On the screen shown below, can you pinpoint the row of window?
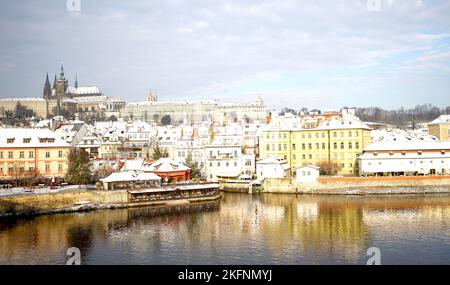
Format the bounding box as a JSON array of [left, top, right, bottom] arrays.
[[265, 130, 361, 140], [0, 163, 64, 174], [266, 142, 360, 151], [0, 150, 64, 159], [372, 151, 446, 156], [209, 161, 238, 167], [366, 160, 447, 165]]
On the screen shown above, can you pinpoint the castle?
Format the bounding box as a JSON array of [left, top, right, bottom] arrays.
[[43, 64, 102, 117]]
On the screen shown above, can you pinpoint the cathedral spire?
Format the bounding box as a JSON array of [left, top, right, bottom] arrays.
[[43, 72, 51, 100], [59, 62, 65, 80], [75, 72, 78, 89], [53, 74, 57, 89]]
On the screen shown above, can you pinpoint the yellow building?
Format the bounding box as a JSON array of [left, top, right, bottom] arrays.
[[0, 128, 71, 180], [428, 115, 450, 141], [260, 110, 372, 176]]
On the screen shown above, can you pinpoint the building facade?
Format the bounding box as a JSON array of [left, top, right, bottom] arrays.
[[428, 115, 450, 141], [259, 109, 372, 176], [0, 128, 71, 180], [359, 141, 450, 176]]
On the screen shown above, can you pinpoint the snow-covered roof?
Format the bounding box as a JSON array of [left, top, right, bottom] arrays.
[[100, 171, 161, 183], [0, 97, 45, 102], [0, 128, 71, 148], [371, 128, 438, 143], [73, 86, 101, 95], [121, 157, 145, 172], [297, 165, 320, 170], [257, 156, 289, 165], [144, 158, 190, 172], [364, 141, 450, 151], [429, 115, 450, 124]]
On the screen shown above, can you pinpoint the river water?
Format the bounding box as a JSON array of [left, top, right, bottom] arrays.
[[1, 192, 450, 265]]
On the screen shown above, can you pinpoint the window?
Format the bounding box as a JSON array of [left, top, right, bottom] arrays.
[[302, 154, 306, 159], [333, 142, 337, 149], [302, 143, 305, 150], [322, 133, 326, 138], [315, 133, 319, 138], [293, 154, 296, 160], [316, 143, 320, 149], [309, 154, 312, 159], [234, 162, 238, 167], [8, 152, 13, 159], [19, 151, 24, 158], [45, 164, 50, 171], [46, 151, 51, 158], [58, 150, 63, 158], [7, 138, 14, 143], [0, 152, 2, 159], [217, 162, 221, 167], [340, 142, 345, 149], [355, 142, 360, 149], [348, 131, 352, 137], [333, 132, 337, 138], [348, 142, 352, 149], [226, 162, 229, 167], [284, 144, 287, 151], [292, 144, 296, 150], [29, 151, 34, 158], [283, 133, 287, 139], [266, 144, 270, 151], [322, 143, 326, 149], [278, 144, 281, 151]]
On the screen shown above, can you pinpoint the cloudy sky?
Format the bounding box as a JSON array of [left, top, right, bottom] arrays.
[[0, 0, 449, 110]]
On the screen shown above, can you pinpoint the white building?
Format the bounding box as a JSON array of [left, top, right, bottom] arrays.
[[359, 141, 450, 176], [256, 156, 291, 179], [296, 165, 320, 182], [205, 142, 255, 181]]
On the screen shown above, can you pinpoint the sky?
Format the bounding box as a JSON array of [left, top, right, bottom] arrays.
[[0, 0, 449, 111]]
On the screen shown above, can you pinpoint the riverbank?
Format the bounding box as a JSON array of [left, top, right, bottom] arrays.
[[263, 175, 450, 194], [0, 187, 221, 218]]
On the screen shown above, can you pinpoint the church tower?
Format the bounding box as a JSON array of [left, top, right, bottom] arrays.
[[43, 73, 51, 99], [43, 73, 51, 119], [55, 63, 68, 116]]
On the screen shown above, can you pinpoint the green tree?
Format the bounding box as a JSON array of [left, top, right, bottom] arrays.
[[151, 143, 168, 160], [65, 149, 92, 187], [185, 151, 201, 180], [161, 115, 171, 126]]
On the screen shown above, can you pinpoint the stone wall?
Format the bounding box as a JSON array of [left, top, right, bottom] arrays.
[[0, 189, 128, 215], [264, 176, 450, 195]]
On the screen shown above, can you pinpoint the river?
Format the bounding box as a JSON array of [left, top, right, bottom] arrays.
[[1, 192, 450, 264]]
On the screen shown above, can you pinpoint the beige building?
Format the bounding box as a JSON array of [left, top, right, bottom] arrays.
[[119, 91, 268, 125], [259, 109, 372, 176], [428, 115, 450, 141], [0, 128, 71, 180]]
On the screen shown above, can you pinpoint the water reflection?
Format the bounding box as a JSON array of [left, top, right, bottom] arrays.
[[1, 193, 450, 264]]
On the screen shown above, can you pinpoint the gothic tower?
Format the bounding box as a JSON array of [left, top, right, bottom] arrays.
[[43, 73, 51, 99], [55, 63, 68, 116], [43, 73, 51, 118]]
